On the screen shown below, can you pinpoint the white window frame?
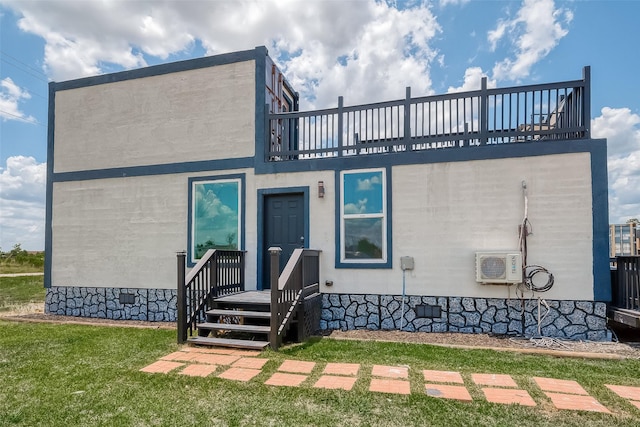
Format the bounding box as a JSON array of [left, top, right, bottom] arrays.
[[339, 168, 387, 264]]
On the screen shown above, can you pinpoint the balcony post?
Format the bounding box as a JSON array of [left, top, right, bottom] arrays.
[[265, 103, 272, 161], [404, 87, 411, 151], [176, 251, 187, 344], [480, 76, 488, 145], [337, 96, 344, 157], [583, 66, 591, 138], [269, 247, 282, 350]]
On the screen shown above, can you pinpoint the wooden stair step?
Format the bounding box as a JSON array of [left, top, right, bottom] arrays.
[[206, 309, 271, 319], [187, 336, 269, 350], [197, 322, 270, 333]]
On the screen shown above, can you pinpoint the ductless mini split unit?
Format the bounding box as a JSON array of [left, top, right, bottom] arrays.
[[475, 252, 523, 284]]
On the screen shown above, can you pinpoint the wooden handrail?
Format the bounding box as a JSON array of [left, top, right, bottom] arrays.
[[269, 248, 321, 350], [177, 249, 245, 343]]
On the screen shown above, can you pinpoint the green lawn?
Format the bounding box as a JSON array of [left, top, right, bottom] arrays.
[[1, 320, 639, 426], [0, 276, 46, 312]]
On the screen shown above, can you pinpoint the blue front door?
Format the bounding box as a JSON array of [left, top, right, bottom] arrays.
[[263, 194, 305, 289]]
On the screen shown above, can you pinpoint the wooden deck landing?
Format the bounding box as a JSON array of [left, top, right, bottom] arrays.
[[214, 290, 271, 305]]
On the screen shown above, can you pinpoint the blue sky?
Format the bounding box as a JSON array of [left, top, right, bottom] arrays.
[[1, 0, 639, 250]]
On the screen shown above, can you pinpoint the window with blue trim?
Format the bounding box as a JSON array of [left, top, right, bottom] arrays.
[[190, 178, 241, 264], [340, 169, 387, 264]]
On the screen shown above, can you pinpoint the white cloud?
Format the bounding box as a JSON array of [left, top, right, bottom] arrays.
[[439, 0, 470, 6], [592, 107, 640, 223], [0, 156, 46, 250], [5, 0, 440, 108], [0, 77, 36, 123], [489, 0, 572, 81], [447, 67, 496, 93], [344, 199, 368, 215]]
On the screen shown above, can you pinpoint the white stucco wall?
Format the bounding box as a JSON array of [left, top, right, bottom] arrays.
[[53, 60, 256, 173], [320, 152, 594, 300], [52, 152, 594, 301]]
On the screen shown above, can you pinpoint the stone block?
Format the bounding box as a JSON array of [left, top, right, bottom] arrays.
[[449, 313, 465, 327], [564, 324, 588, 338], [449, 297, 462, 313], [481, 306, 496, 323], [365, 295, 379, 304], [487, 298, 507, 310], [508, 319, 523, 334], [495, 308, 508, 323], [594, 302, 606, 317], [330, 306, 345, 320], [576, 301, 594, 314], [553, 316, 570, 330], [346, 302, 357, 317], [351, 294, 365, 304], [432, 322, 448, 332], [559, 301, 575, 314], [340, 294, 350, 308], [329, 294, 340, 307], [462, 311, 480, 326], [586, 315, 605, 330], [475, 298, 487, 313], [567, 310, 587, 325], [462, 297, 475, 312], [491, 322, 508, 335], [381, 317, 395, 330]]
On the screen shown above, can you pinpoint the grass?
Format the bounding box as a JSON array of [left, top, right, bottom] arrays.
[[0, 276, 46, 312], [0, 263, 44, 274], [1, 320, 639, 427]]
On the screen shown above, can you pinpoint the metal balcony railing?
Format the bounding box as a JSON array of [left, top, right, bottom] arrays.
[[266, 67, 591, 161]]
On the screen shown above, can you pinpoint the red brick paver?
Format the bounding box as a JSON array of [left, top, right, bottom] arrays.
[[423, 370, 464, 384], [314, 375, 358, 391], [265, 372, 307, 387], [605, 384, 640, 401], [372, 365, 409, 379], [323, 363, 360, 376], [630, 401, 640, 410], [425, 384, 473, 401], [183, 347, 236, 355], [232, 357, 269, 369], [230, 350, 262, 357], [482, 388, 536, 406], [190, 353, 240, 365], [218, 367, 262, 382], [140, 360, 184, 374], [533, 377, 588, 395], [544, 392, 610, 413], [180, 364, 218, 377], [370, 378, 411, 395], [160, 351, 199, 362], [472, 373, 518, 388], [278, 360, 316, 374]]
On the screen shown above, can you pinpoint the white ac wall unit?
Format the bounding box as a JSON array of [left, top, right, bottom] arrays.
[[475, 252, 522, 284]]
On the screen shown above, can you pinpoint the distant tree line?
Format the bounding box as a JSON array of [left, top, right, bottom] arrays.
[[0, 244, 44, 269]]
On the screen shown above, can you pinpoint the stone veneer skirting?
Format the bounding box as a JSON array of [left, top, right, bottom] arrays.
[[44, 288, 609, 341], [45, 286, 177, 321], [320, 294, 610, 341]]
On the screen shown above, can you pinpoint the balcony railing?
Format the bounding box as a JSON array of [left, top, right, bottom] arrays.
[[266, 67, 590, 161]]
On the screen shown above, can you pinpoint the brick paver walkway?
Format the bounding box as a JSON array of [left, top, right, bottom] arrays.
[[139, 346, 640, 415]]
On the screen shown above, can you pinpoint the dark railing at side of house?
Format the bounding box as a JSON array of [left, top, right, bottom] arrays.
[[269, 247, 321, 350], [611, 256, 640, 312], [267, 67, 591, 161], [177, 249, 245, 344]]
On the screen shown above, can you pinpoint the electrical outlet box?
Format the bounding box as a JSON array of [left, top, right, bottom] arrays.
[[400, 256, 414, 271]]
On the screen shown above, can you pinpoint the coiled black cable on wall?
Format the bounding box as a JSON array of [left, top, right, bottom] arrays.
[[518, 181, 554, 294]]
